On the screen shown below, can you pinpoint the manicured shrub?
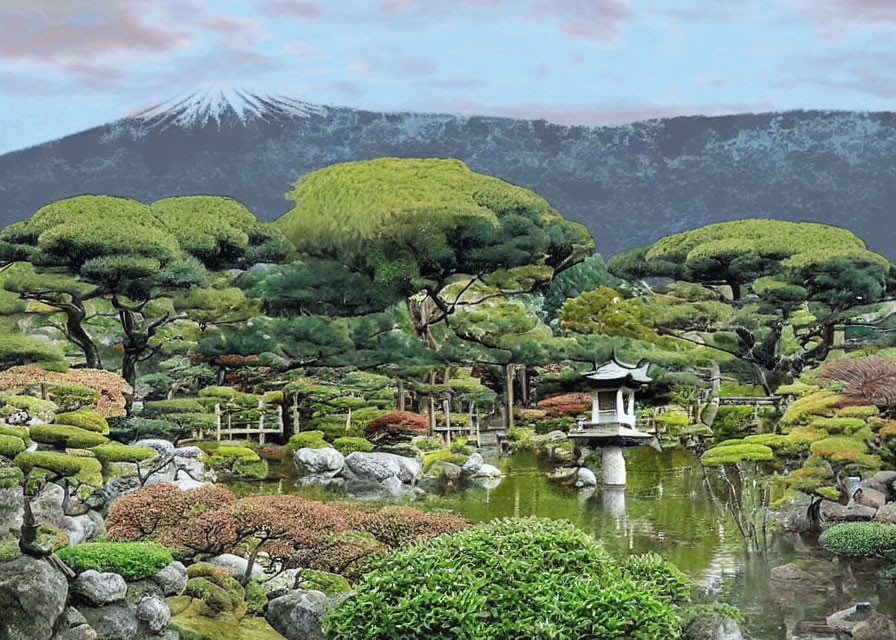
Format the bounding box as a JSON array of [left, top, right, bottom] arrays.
[[57, 541, 173, 580], [532, 416, 575, 435], [622, 552, 690, 602], [809, 417, 866, 435], [14, 451, 103, 486], [810, 436, 869, 463], [209, 446, 268, 480], [780, 391, 842, 427], [820, 356, 896, 406], [332, 436, 373, 455], [143, 398, 206, 416], [29, 424, 109, 449], [411, 437, 442, 451], [0, 365, 130, 416], [55, 409, 109, 434], [363, 411, 429, 440], [355, 506, 468, 550], [0, 393, 57, 417], [107, 416, 186, 443], [186, 562, 247, 618], [422, 450, 468, 472], [46, 383, 100, 410], [536, 393, 591, 417], [0, 434, 25, 458], [285, 430, 328, 456], [819, 522, 896, 559], [774, 382, 820, 397], [324, 518, 690, 639], [837, 405, 879, 418], [89, 442, 156, 463], [701, 443, 774, 466]]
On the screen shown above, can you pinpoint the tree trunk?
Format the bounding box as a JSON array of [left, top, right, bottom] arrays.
[[63, 306, 103, 369], [397, 380, 405, 411], [505, 364, 516, 430]]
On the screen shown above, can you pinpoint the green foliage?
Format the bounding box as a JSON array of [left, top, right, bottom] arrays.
[[837, 405, 879, 418], [107, 416, 185, 443], [55, 409, 109, 434], [0, 333, 67, 370], [324, 518, 688, 640], [411, 437, 443, 452], [701, 443, 774, 466], [209, 446, 268, 480], [449, 437, 472, 455], [780, 391, 841, 427], [89, 442, 156, 463], [423, 450, 468, 472], [332, 436, 373, 455], [711, 406, 756, 439], [819, 523, 896, 559], [559, 286, 655, 341], [543, 254, 620, 320], [144, 398, 207, 416], [285, 431, 328, 455], [57, 541, 173, 580], [809, 417, 866, 435], [0, 424, 30, 442], [14, 451, 103, 486], [0, 393, 57, 416], [29, 424, 109, 448], [810, 436, 878, 468], [275, 158, 594, 298], [0, 434, 25, 458], [719, 382, 765, 397], [298, 570, 351, 596]]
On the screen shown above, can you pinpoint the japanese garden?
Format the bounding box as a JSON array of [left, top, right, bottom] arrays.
[[2, 156, 896, 640]]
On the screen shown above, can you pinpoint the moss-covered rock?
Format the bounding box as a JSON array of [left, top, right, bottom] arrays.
[[208, 446, 268, 480], [89, 442, 156, 463], [29, 424, 109, 449], [14, 451, 103, 486], [332, 436, 373, 455], [0, 424, 30, 443], [701, 443, 774, 466], [55, 409, 109, 434], [0, 434, 25, 459]]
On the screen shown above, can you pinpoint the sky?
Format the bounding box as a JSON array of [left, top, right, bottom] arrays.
[[0, 0, 895, 153]]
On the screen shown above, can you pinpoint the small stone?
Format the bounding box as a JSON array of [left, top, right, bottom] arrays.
[[294, 447, 345, 477], [820, 500, 877, 522], [461, 452, 483, 474], [208, 553, 265, 580], [151, 561, 187, 596], [266, 589, 329, 640], [473, 464, 502, 478], [78, 604, 139, 640], [136, 595, 171, 633], [575, 467, 597, 487], [72, 570, 128, 606]]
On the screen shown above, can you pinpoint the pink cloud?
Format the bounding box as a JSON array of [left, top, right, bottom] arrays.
[[200, 15, 263, 35], [261, 1, 322, 21], [822, 0, 896, 21], [0, 1, 189, 63]]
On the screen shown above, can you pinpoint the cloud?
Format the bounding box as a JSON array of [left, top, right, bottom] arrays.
[[0, 0, 189, 64], [261, 1, 322, 21], [820, 0, 896, 22], [800, 51, 896, 98], [200, 15, 264, 36]]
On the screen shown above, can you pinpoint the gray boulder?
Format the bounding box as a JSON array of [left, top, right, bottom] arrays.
[[0, 555, 68, 640], [151, 561, 187, 596], [460, 452, 483, 475], [473, 464, 502, 478], [543, 430, 568, 442], [344, 451, 421, 484], [423, 461, 462, 484], [853, 614, 896, 640], [78, 604, 139, 640], [854, 487, 887, 509], [30, 483, 92, 545], [266, 589, 329, 640], [0, 483, 23, 541], [875, 502, 896, 524], [208, 553, 265, 580], [827, 602, 878, 634], [172, 445, 205, 459], [54, 607, 98, 640], [381, 476, 405, 497], [258, 569, 303, 599], [864, 471, 896, 497], [135, 595, 171, 633], [820, 500, 877, 522], [132, 439, 174, 457], [294, 447, 345, 477], [72, 570, 128, 606], [575, 467, 597, 488]]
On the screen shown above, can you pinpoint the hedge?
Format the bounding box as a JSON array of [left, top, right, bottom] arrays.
[[332, 436, 373, 455], [14, 451, 103, 486], [57, 542, 173, 580], [819, 523, 896, 559], [285, 431, 328, 456], [89, 442, 156, 463], [143, 399, 206, 416]]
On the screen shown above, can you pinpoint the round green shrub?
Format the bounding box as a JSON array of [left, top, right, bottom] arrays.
[[298, 570, 351, 596], [29, 424, 109, 449], [711, 407, 757, 440], [819, 522, 896, 559], [57, 542, 173, 580], [0, 434, 25, 458], [701, 443, 774, 466], [332, 436, 373, 455], [0, 424, 30, 442], [55, 409, 109, 434], [210, 446, 268, 479], [143, 398, 206, 416], [324, 518, 690, 639], [809, 417, 866, 435]]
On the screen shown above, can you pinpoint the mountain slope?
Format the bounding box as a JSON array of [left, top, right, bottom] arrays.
[[1, 90, 895, 257]]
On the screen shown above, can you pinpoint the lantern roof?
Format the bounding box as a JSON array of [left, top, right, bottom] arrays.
[[582, 353, 652, 386]]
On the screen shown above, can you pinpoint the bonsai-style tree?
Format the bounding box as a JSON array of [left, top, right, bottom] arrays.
[[0, 195, 290, 394]]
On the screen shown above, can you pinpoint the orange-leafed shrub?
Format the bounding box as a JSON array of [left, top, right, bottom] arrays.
[[821, 356, 896, 407], [363, 411, 429, 438], [536, 393, 591, 417], [0, 365, 132, 416], [355, 506, 468, 550]]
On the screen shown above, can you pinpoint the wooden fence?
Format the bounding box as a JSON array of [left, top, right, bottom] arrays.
[[193, 401, 285, 445]]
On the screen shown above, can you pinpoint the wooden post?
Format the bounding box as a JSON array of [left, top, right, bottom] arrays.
[[39, 383, 48, 401], [506, 363, 516, 431], [277, 404, 284, 435], [444, 399, 452, 445], [293, 396, 300, 433], [397, 380, 405, 411], [428, 397, 435, 436], [519, 366, 528, 406], [215, 403, 222, 442], [473, 402, 481, 448], [258, 400, 266, 445], [346, 407, 352, 434]]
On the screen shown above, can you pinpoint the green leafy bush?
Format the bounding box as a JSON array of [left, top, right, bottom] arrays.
[[89, 442, 156, 463], [701, 443, 774, 466], [0, 393, 57, 417], [107, 416, 185, 443], [298, 570, 351, 596], [411, 437, 443, 452], [14, 451, 103, 486], [55, 409, 109, 434], [0, 434, 25, 458], [819, 523, 896, 559], [449, 436, 472, 455], [57, 542, 173, 580], [324, 518, 689, 640], [711, 406, 756, 440], [285, 430, 328, 455], [837, 405, 879, 418], [46, 384, 99, 410], [809, 417, 866, 435], [209, 446, 268, 480], [332, 436, 373, 455]]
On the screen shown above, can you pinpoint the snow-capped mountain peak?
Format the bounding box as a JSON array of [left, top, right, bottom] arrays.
[[134, 85, 329, 129]]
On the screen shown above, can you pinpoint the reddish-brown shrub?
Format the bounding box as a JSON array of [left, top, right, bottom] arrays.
[[536, 393, 591, 417], [821, 356, 896, 407], [363, 410, 429, 438], [356, 506, 468, 549]]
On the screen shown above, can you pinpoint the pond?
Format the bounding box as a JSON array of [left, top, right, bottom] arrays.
[[230, 448, 896, 639]]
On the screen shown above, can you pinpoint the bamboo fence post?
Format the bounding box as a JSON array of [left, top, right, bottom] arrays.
[[258, 400, 266, 445], [214, 403, 221, 442]]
